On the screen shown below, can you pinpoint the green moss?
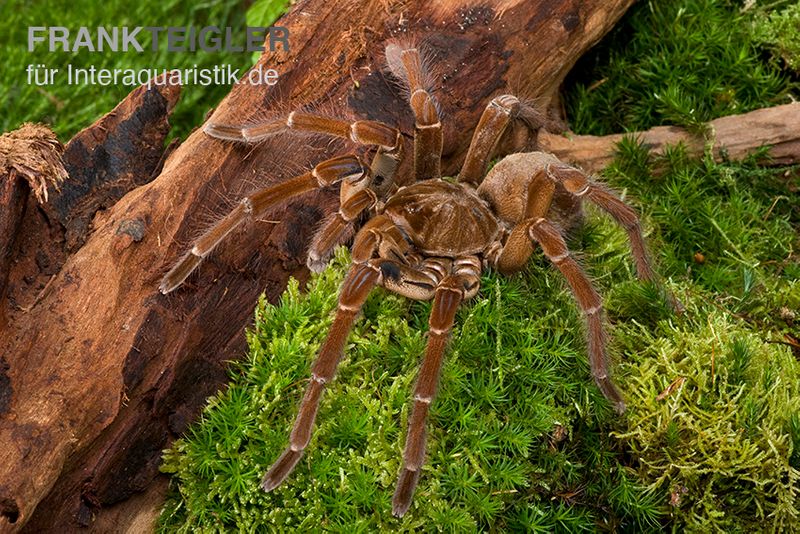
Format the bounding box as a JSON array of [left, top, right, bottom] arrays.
[[158, 141, 800, 530], [159, 168, 799, 529], [564, 0, 798, 135], [752, 2, 800, 72], [157, 137, 800, 530], [160, 248, 663, 532], [613, 300, 800, 531]]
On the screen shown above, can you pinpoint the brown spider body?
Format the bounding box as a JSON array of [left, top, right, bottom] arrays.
[[160, 41, 679, 517], [383, 179, 500, 257]]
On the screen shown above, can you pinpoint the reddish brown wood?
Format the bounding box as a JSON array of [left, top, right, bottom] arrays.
[[0, 1, 637, 531], [0, 124, 68, 330]]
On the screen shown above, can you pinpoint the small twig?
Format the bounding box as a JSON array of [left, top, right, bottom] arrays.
[[656, 376, 686, 401], [762, 195, 788, 222]]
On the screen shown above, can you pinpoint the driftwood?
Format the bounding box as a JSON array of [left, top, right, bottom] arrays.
[[540, 103, 800, 173], [4, 0, 795, 531]]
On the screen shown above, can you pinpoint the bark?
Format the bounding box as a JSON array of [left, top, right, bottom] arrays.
[[539, 102, 800, 173], [0, 124, 67, 330], [1, 0, 642, 531]]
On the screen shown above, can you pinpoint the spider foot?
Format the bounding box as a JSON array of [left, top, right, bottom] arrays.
[[261, 447, 304, 492], [306, 250, 329, 273], [391, 468, 421, 518], [594, 375, 627, 415]]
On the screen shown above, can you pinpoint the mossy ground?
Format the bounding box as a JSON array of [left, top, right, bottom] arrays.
[[156, 0, 800, 531]]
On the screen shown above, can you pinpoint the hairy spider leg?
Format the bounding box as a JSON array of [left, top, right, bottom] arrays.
[[392, 257, 481, 517], [205, 111, 402, 196], [205, 111, 401, 149], [206, 111, 404, 273], [261, 262, 380, 492], [307, 140, 407, 272], [458, 94, 548, 186], [494, 166, 557, 274], [459, 95, 519, 186], [385, 42, 442, 180], [159, 155, 368, 294], [547, 164, 683, 313], [306, 188, 378, 272], [351, 214, 410, 266], [205, 111, 402, 205], [527, 218, 626, 413]]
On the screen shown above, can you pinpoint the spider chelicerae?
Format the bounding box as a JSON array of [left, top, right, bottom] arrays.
[[160, 40, 678, 517]]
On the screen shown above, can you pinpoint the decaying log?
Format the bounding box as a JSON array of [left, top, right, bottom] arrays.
[[1, 0, 685, 530], [540, 102, 800, 173], [0, 77, 181, 532]]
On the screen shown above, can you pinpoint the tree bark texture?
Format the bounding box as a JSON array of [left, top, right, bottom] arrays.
[[2, 0, 679, 530]]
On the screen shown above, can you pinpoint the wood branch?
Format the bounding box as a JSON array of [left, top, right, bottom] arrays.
[[1, 1, 637, 531], [539, 102, 800, 173]]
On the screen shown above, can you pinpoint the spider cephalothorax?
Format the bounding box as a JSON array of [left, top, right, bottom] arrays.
[[160, 41, 677, 517]]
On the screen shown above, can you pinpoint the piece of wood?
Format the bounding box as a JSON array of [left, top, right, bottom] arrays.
[[1, 1, 637, 531], [0, 77, 181, 533], [539, 102, 800, 173], [0, 124, 68, 329]]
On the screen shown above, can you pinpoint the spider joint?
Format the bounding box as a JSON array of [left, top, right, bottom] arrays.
[[574, 184, 590, 197]]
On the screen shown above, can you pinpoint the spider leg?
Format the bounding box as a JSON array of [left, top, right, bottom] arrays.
[[205, 111, 401, 150], [261, 262, 380, 492], [159, 155, 367, 293], [547, 164, 683, 313], [459, 95, 520, 186], [527, 218, 626, 413], [494, 167, 557, 274], [393, 257, 481, 517], [207, 111, 403, 201], [307, 139, 405, 272], [206, 110, 406, 274], [208, 111, 403, 209], [351, 214, 410, 265], [306, 188, 377, 272], [458, 95, 548, 186], [385, 43, 442, 181]]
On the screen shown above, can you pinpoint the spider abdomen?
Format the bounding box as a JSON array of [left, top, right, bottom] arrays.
[[383, 179, 501, 257]]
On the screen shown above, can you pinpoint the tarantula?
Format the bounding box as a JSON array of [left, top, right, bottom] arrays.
[[160, 42, 675, 517]]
